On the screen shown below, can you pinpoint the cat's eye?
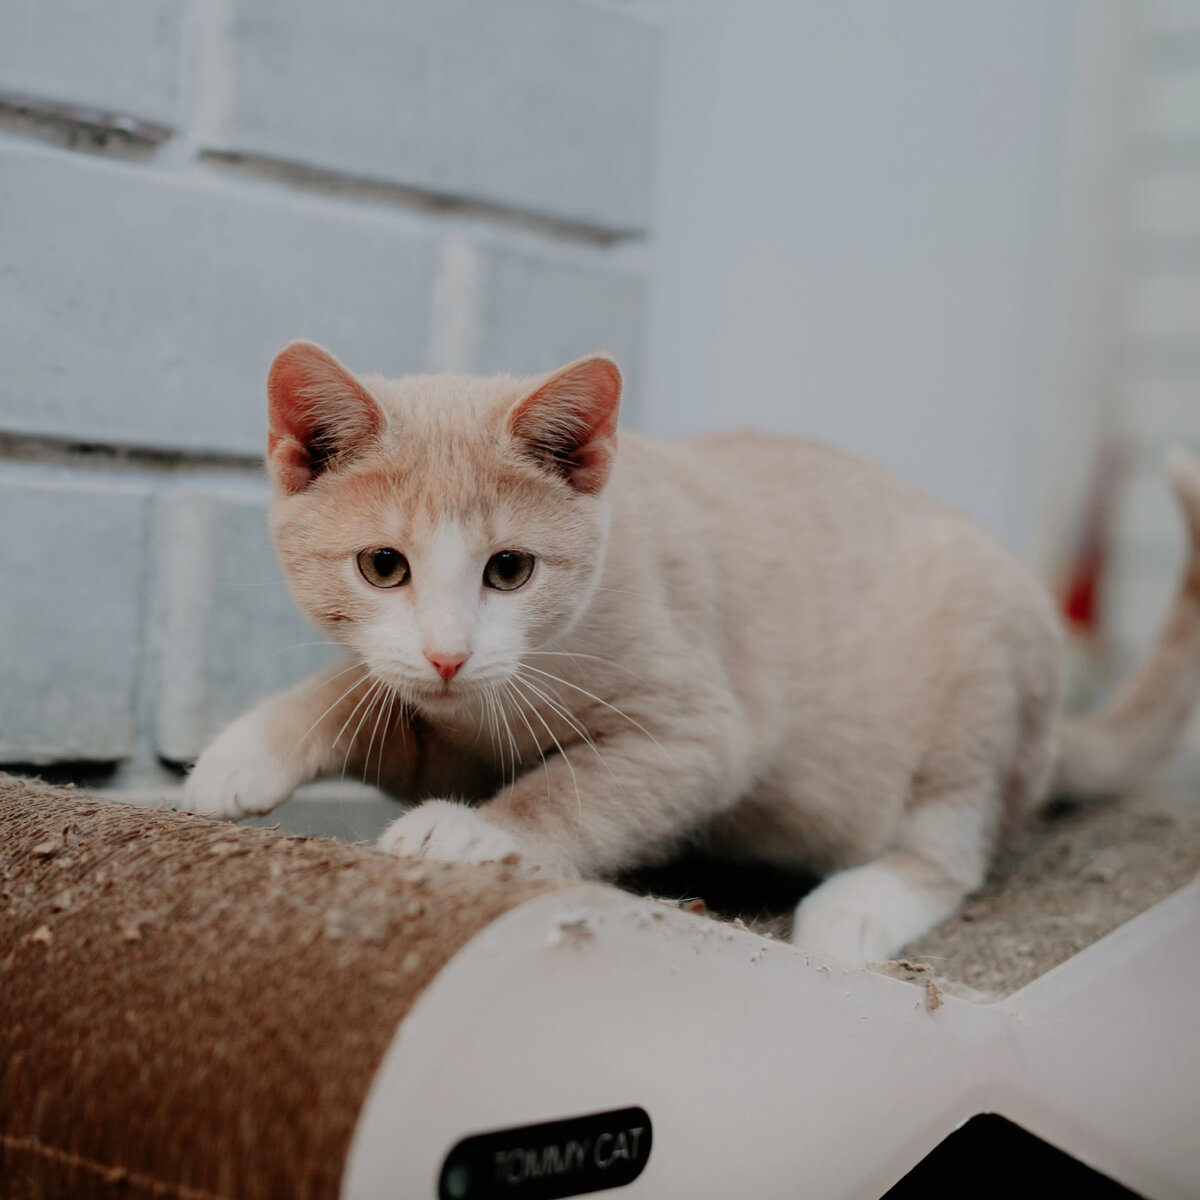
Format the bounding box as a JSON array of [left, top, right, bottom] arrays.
[[484, 550, 535, 591], [357, 547, 410, 588]]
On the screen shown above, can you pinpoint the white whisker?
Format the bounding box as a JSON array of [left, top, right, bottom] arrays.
[[519, 664, 673, 764], [331, 676, 381, 777], [397, 691, 413, 754], [471, 688, 489, 747], [342, 679, 386, 781], [363, 682, 394, 790], [499, 679, 551, 802], [512, 670, 628, 801], [506, 674, 581, 823], [296, 659, 369, 698], [592, 585, 654, 602], [493, 683, 522, 787], [483, 684, 502, 768], [327, 676, 379, 754], [290, 665, 370, 758], [484, 683, 504, 781], [524, 649, 650, 684], [374, 689, 395, 790]]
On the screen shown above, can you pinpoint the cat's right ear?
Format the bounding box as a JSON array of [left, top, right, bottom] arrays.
[[266, 341, 385, 494], [506, 355, 623, 494]]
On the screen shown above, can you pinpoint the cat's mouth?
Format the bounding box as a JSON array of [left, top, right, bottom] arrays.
[[372, 664, 477, 706], [413, 677, 473, 707]]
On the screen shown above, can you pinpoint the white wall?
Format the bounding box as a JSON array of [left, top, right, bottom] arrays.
[[644, 1, 1082, 560]]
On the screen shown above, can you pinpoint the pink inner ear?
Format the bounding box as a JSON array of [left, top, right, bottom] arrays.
[[266, 342, 384, 493], [267, 433, 316, 495], [508, 356, 623, 494]]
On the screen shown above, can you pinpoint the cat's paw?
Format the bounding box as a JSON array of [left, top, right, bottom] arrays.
[[181, 711, 297, 819], [791, 902, 896, 967], [378, 801, 570, 875], [791, 863, 941, 966]]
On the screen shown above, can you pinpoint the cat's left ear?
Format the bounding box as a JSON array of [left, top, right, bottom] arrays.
[[506, 355, 622, 494], [266, 341, 386, 494]]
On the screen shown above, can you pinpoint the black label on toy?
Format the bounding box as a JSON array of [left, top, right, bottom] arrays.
[[438, 1107, 652, 1199]]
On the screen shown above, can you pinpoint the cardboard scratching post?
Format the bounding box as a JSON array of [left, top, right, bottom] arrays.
[[0, 777, 564, 1199], [3, 775, 1199, 1199]]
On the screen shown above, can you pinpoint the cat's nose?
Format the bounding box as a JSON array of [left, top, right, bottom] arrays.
[[426, 651, 468, 681]]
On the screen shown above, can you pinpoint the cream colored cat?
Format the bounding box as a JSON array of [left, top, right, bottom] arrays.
[[183, 340, 1200, 965]]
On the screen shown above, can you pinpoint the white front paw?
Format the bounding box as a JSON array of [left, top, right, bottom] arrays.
[[378, 801, 566, 874], [791, 899, 896, 967], [791, 864, 940, 966], [181, 712, 298, 819]]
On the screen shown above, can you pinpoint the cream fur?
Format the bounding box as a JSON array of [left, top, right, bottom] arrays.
[[182, 341, 1200, 965]]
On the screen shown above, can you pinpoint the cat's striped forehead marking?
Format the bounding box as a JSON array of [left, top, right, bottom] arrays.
[[348, 444, 550, 531], [359, 372, 556, 526]]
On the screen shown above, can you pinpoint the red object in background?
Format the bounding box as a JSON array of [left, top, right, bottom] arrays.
[[1062, 546, 1102, 632], [1058, 440, 1127, 640]]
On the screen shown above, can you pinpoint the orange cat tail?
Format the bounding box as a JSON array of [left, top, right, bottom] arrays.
[[1052, 446, 1200, 798]]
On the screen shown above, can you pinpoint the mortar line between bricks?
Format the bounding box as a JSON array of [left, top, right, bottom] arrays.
[[0, 433, 264, 477], [0, 95, 169, 156], [0, 116, 651, 253], [199, 150, 647, 249]]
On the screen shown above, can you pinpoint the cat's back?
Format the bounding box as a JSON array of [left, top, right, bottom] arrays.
[[607, 428, 1052, 654], [614, 428, 953, 542], [598, 429, 1061, 792]]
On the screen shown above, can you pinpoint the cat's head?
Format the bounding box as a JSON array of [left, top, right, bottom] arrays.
[[265, 340, 621, 711]]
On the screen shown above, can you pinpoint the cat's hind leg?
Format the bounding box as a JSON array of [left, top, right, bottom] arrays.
[[792, 628, 1060, 966], [790, 778, 1001, 966]]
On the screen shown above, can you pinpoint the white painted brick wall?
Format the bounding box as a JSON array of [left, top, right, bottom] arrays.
[[1124, 379, 1200, 442], [1133, 175, 1200, 236], [152, 484, 338, 762], [212, 0, 662, 233], [1141, 70, 1200, 136], [1141, 1, 1200, 33], [0, 464, 150, 762], [474, 240, 646, 397], [0, 0, 181, 128], [0, 2, 661, 778], [1128, 275, 1200, 342], [0, 144, 436, 455]]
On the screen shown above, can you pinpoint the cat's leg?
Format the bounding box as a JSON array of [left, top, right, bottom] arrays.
[[378, 712, 749, 877], [182, 659, 402, 818], [790, 778, 1001, 966]]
